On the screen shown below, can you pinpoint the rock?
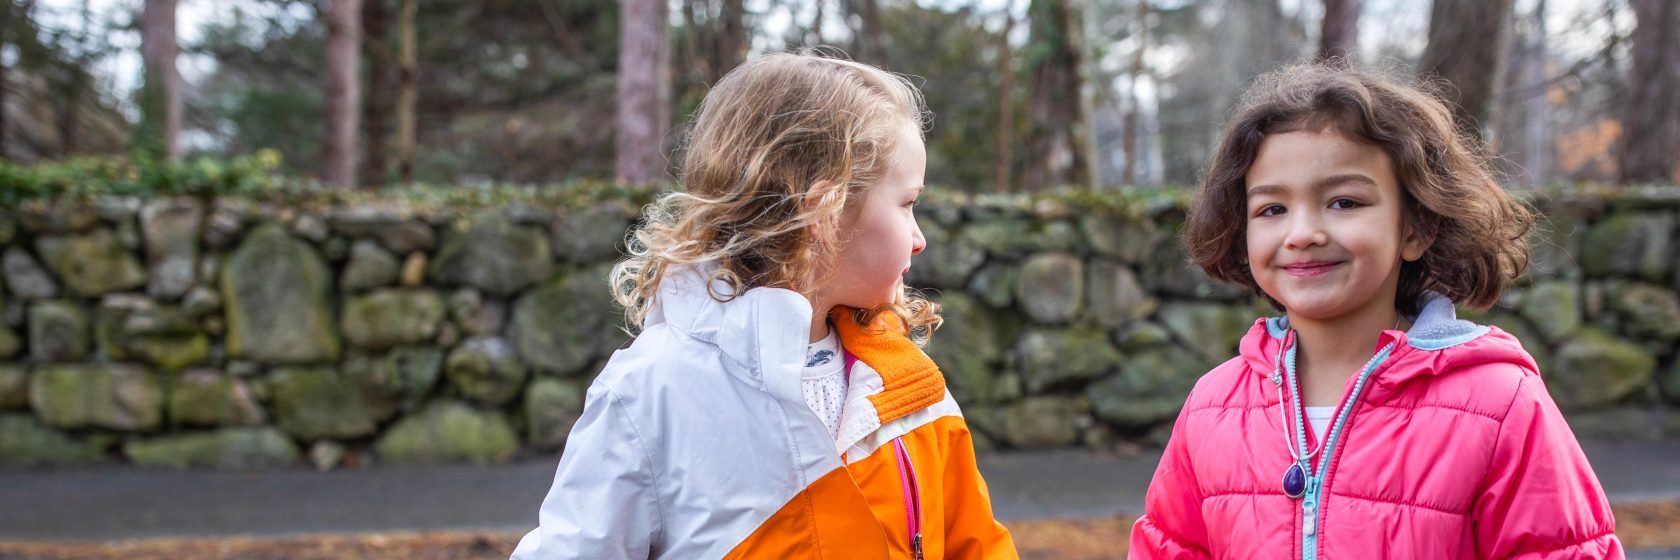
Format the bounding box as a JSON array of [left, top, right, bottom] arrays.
[[3, 247, 59, 299], [1000, 397, 1084, 448], [429, 209, 554, 296], [0, 325, 18, 359], [29, 301, 90, 361], [1142, 241, 1248, 300], [1015, 253, 1084, 323], [92, 196, 141, 222], [1113, 321, 1173, 351], [139, 199, 204, 300], [34, 228, 147, 296], [290, 213, 330, 242], [0, 212, 14, 244], [1549, 328, 1656, 410], [340, 240, 400, 292], [966, 262, 1017, 308], [93, 297, 209, 370], [0, 365, 27, 409], [18, 204, 95, 233], [1158, 302, 1256, 364], [960, 219, 1079, 258], [375, 401, 519, 465], [1528, 215, 1582, 279], [1609, 282, 1680, 343], [182, 287, 222, 316], [446, 337, 529, 406], [1580, 213, 1673, 282], [222, 225, 342, 364], [29, 363, 163, 431], [449, 289, 507, 336], [271, 367, 378, 440], [1515, 281, 1582, 344], [204, 204, 246, 249], [525, 378, 587, 451], [925, 294, 1008, 403], [905, 222, 986, 289], [1082, 215, 1163, 264], [400, 252, 427, 287], [551, 201, 634, 263], [1086, 344, 1209, 427], [0, 414, 102, 467], [168, 369, 266, 427], [1086, 260, 1157, 328], [124, 428, 300, 469], [328, 206, 437, 254], [115, 219, 142, 251], [513, 266, 623, 376], [309, 440, 346, 471], [1014, 327, 1122, 392], [341, 289, 445, 350], [342, 347, 444, 420]]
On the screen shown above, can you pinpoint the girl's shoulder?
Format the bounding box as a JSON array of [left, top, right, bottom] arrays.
[[1179, 354, 1264, 413]]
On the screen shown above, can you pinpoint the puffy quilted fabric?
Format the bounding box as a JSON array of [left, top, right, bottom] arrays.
[[1129, 294, 1624, 559]]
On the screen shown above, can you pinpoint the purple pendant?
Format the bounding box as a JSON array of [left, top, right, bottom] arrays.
[[1283, 463, 1307, 499]]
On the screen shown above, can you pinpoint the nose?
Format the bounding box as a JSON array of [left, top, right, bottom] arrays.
[[910, 217, 927, 256], [1283, 209, 1329, 250]]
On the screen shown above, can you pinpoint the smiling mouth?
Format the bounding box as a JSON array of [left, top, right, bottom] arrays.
[[1282, 261, 1341, 277]]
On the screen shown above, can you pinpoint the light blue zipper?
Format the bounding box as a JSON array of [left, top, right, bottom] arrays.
[[1285, 339, 1396, 560]]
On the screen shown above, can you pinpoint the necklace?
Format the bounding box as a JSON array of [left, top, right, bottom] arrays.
[[1269, 315, 1401, 500]]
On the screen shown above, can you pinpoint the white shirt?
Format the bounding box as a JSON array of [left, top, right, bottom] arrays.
[[802, 328, 848, 443], [1305, 406, 1336, 440]]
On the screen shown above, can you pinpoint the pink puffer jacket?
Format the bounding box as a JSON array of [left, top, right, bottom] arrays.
[[1130, 294, 1624, 559]]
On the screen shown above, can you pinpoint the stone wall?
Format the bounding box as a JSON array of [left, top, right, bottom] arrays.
[[1, 188, 1676, 468]]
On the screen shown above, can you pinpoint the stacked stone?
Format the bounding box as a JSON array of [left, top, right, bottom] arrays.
[[1, 197, 635, 468], [2, 187, 1678, 468], [910, 188, 1680, 450]]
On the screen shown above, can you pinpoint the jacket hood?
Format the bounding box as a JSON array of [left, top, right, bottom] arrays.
[[1238, 292, 1539, 399]]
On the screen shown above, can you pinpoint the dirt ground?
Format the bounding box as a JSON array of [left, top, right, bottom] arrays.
[[1, 501, 1675, 560]]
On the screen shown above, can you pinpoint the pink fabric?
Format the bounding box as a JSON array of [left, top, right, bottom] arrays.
[[1129, 320, 1625, 559]]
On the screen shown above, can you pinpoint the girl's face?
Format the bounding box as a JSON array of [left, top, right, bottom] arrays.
[[815, 121, 928, 311], [1244, 129, 1425, 323]]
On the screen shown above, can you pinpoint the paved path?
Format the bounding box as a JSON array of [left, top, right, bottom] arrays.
[[0, 441, 1674, 542]]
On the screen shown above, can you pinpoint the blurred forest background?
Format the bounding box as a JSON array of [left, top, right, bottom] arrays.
[[0, 0, 1674, 192]]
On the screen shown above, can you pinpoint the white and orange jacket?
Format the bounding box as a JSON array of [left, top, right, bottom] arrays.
[[511, 266, 1017, 559]]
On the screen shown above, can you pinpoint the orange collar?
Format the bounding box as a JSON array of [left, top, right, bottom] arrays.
[[831, 307, 947, 425]]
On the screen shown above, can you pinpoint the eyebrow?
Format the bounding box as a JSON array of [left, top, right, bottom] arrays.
[[1247, 173, 1378, 197]]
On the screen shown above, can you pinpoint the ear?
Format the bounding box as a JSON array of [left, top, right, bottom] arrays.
[[803, 180, 844, 239], [1400, 219, 1432, 262]]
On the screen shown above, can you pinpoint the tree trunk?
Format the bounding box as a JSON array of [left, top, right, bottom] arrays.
[[139, 0, 181, 162], [360, 0, 390, 187], [994, 7, 1015, 193], [1, 2, 12, 160], [1123, 0, 1149, 185], [616, 0, 671, 184], [1319, 0, 1358, 61], [320, 0, 362, 188], [396, 0, 416, 182], [1619, 0, 1680, 183], [1521, 0, 1550, 185], [1023, 0, 1091, 191], [1418, 0, 1513, 137], [719, 0, 745, 73]]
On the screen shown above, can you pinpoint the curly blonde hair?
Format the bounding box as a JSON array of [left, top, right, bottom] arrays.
[[610, 51, 942, 343]]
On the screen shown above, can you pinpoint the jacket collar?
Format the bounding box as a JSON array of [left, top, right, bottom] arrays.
[[1240, 292, 1533, 392], [831, 307, 947, 426], [645, 265, 947, 424]]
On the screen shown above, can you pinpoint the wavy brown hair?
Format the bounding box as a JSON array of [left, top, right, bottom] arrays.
[[610, 51, 942, 343], [1184, 60, 1533, 315]]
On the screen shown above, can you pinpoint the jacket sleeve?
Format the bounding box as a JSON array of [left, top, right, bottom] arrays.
[[1473, 375, 1624, 560], [511, 382, 662, 560], [1128, 406, 1210, 560], [939, 417, 1019, 560]]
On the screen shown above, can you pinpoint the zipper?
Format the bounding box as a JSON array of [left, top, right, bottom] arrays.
[[893, 437, 924, 560], [1290, 340, 1396, 560]]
